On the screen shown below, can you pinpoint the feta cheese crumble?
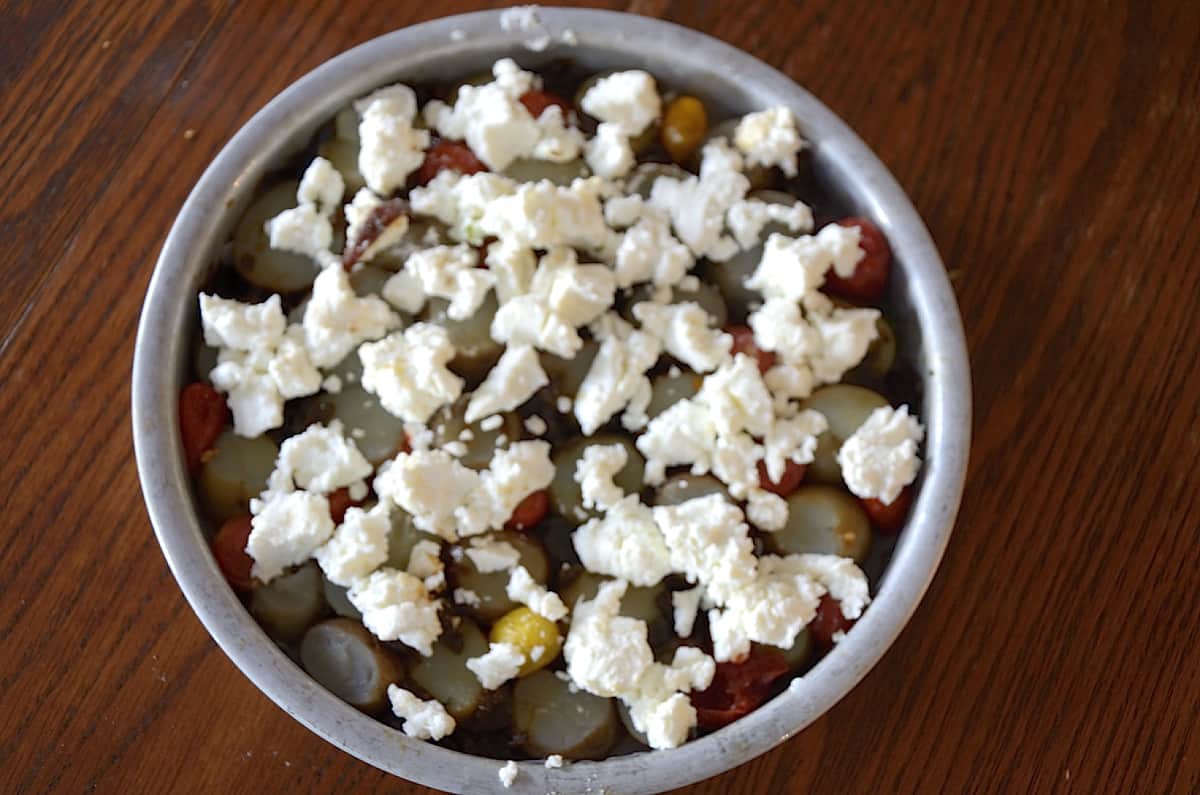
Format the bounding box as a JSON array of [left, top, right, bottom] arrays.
[[836, 405, 925, 504], [388, 685, 456, 740], [733, 107, 806, 177], [358, 323, 463, 423], [466, 642, 526, 689], [246, 490, 334, 583], [314, 503, 390, 587], [580, 71, 661, 136], [573, 495, 672, 587], [506, 565, 568, 621], [347, 568, 442, 654], [464, 344, 548, 423], [498, 759, 519, 788]]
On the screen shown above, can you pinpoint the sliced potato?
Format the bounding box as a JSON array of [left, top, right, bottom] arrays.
[[453, 530, 550, 623], [652, 474, 729, 506], [503, 158, 589, 186], [559, 571, 669, 647], [409, 618, 489, 720], [349, 264, 393, 298], [385, 508, 428, 570], [549, 435, 645, 522], [540, 341, 599, 401], [645, 371, 702, 421], [250, 561, 325, 641], [322, 576, 362, 620], [513, 669, 619, 759], [232, 180, 319, 293], [197, 430, 278, 523], [624, 162, 692, 198], [797, 385, 889, 483], [327, 384, 407, 465], [490, 606, 562, 676], [429, 395, 522, 470], [616, 699, 650, 747], [422, 294, 503, 384], [769, 485, 871, 562], [318, 136, 365, 196], [300, 618, 401, 713]]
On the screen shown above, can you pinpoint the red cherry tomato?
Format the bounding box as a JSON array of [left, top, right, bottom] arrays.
[[505, 490, 549, 531], [726, 325, 775, 374], [693, 645, 790, 729], [212, 515, 255, 593], [809, 593, 856, 652], [756, 459, 807, 498], [342, 198, 408, 269], [327, 487, 366, 525], [822, 217, 892, 303], [860, 486, 913, 534], [413, 140, 487, 187], [519, 89, 572, 120], [180, 382, 227, 474]]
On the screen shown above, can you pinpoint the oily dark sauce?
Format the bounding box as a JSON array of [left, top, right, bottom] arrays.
[[190, 61, 923, 760]]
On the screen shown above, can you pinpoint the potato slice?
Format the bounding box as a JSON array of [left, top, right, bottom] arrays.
[[422, 294, 503, 385], [797, 385, 889, 484], [250, 561, 325, 641], [317, 136, 365, 196], [652, 474, 729, 507], [452, 530, 550, 623], [197, 430, 278, 523], [503, 158, 589, 186], [321, 576, 362, 621], [300, 618, 401, 713], [326, 384, 406, 466], [429, 395, 522, 471], [232, 180, 319, 293], [559, 571, 670, 649], [513, 670, 619, 759], [645, 370, 702, 421], [409, 618, 489, 721], [769, 485, 871, 563]]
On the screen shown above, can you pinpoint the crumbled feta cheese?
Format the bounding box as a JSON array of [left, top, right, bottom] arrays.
[[698, 354, 774, 438], [456, 441, 555, 537], [404, 244, 495, 320], [649, 138, 749, 261], [358, 323, 464, 423], [636, 398, 718, 485], [266, 336, 319, 400], [345, 189, 411, 266], [479, 180, 611, 251], [322, 374, 342, 394], [464, 345, 548, 423], [209, 350, 283, 438], [733, 107, 806, 177], [314, 503, 390, 587], [266, 203, 333, 259], [580, 71, 661, 136], [498, 759, 519, 789], [532, 105, 585, 163], [387, 685, 456, 740], [726, 197, 813, 249], [297, 156, 344, 213], [706, 554, 822, 662], [271, 421, 373, 494], [347, 568, 442, 654], [410, 171, 518, 245], [613, 212, 694, 289], [358, 83, 430, 194], [746, 489, 788, 532], [604, 194, 645, 228], [199, 294, 286, 352], [790, 553, 871, 619], [633, 301, 731, 374], [246, 490, 334, 583], [555, 395, 572, 413], [807, 305, 881, 383], [466, 642, 526, 689], [484, 237, 537, 303], [478, 414, 504, 433], [836, 405, 924, 504], [304, 263, 399, 367], [374, 450, 480, 541], [544, 754, 563, 769], [490, 248, 616, 358], [573, 495, 671, 586], [523, 415, 547, 436], [672, 585, 704, 637], [453, 587, 481, 607], [506, 565, 567, 621], [465, 536, 521, 573], [585, 122, 635, 179], [442, 440, 468, 457], [574, 443, 628, 511], [652, 494, 757, 604], [746, 226, 863, 302], [574, 314, 661, 433], [424, 61, 539, 171], [407, 538, 445, 592], [762, 410, 826, 482]]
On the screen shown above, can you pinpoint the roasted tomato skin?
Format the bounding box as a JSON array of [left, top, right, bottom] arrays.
[[519, 89, 573, 120], [180, 382, 227, 474], [413, 140, 487, 187], [327, 487, 367, 525], [860, 486, 914, 534], [756, 460, 807, 498], [726, 325, 776, 374], [505, 490, 550, 531], [693, 645, 790, 729], [809, 594, 856, 652], [823, 217, 892, 303], [212, 515, 255, 593]]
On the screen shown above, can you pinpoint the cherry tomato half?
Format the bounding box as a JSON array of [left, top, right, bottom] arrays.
[[519, 89, 573, 120], [327, 487, 366, 525], [180, 382, 227, 474], [726, 325, 776, 374], [860, 486, 913, 534], [413, 140, 487, 187], [212, 515, 255, 593], [693, 645, 790, 729], [756, 460, 807, 498], [823, 217, 892, 303], [505, 490, 550, 531], [809, 593, 855, 651]]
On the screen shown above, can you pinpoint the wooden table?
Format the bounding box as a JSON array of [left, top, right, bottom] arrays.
[[3, 1, 1198, 792]]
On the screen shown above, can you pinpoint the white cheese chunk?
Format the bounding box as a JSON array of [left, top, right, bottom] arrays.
[[573, 495, 671, 586], [358, 323, 464, 423], [381, 269, 426, 315], [271, 420, 373, 494], [733, 107, 806, 177], [297, 156, 345, 213], [506, 565, 567, 621], [266, 203, 333, 259], [358, 83, 430, 194], [199, 294, 286, 352], [424, 60, 539, 171], [347, 568, 441, 654], [651, 494, 757, 604], [574, 314, 662, 434], [584, 121, 635, 178], [791, 553, 871, 619], [697, 354, 774, 438], [410, 170, 519, 245], [706, 553, 824, 662], [269, 325, 323, 399], [579, 70, 661, 136], [612, 213, 694, 289], [209, 350, 283, 438], [762, 410, 827, 483], [544, 754, 563, 769], [455, 441, 555, 537], [479, 179, 611, 251], [466, 642, 526, 689], [464, 345, 549, 423], [531, 105, 585, 163], [387, 685, 456, 740], [246, 490, 334, 583], [374, 450, 481, 541], [574, 443, 628, 511], [648, 139, 749, 262], [726, 197, 813, 250], [465, 536, 521, 573], [633, 301, 731, 374], [404, 244, 495, 320], [836, 405, 924, 504], [746, 489, 788, 532], [672, 585, 704, 637], [314, 503, 391, 587], [498, 760, 519, 789], [453, 587, 481, 607], [746, 226, 863, 303], [304, 263, 400, 368], [406, 538, 445, 592], [484, 237, 538, 303]]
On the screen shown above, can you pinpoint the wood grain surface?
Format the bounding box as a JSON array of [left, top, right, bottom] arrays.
[[2, 0, 1198, 792]]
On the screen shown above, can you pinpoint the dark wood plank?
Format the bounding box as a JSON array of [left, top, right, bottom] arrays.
[[1, 0, 1198, 793]]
